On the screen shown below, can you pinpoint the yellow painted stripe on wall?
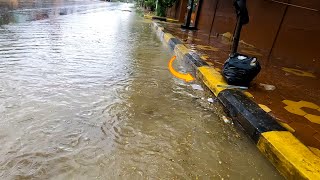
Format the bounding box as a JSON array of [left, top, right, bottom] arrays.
[[258, 131, 320, 179]]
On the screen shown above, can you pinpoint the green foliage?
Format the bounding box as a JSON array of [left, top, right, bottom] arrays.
[[134, 0, 145, 7], [134, 0, 177, 17], [145, 0, 156, 11], [157, 0, 177, 16], [158, 0, 176, 8]]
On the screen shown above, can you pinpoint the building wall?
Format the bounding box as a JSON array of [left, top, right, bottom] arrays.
[[269, 0, 320, 70], [196, 0, 217, 34], [241, 0, 288, 52], [168, 0, 320, 71], [166, 0, 188, 23]]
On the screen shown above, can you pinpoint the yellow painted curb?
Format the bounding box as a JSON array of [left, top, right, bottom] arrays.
[[144, 15, 179, 23], [144, 15, 152, 19], [174, 44, 190, 57], [309, 147, 320, 158], [167, 18, 179, 23], [197, 66, 227, 96], [152, 21, 320, 179], [258, 131, 320, 179], [163, 33, 175, 44]]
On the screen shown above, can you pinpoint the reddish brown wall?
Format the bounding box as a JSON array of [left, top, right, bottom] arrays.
[[166, 0, 188, 23], [242, 0, 289, 52], [210, 0, 235, 36], [270, 0, 320, 70], [194, 0, 320, 70], [196, 0, 218, 34], [168, 0, 320, 71]]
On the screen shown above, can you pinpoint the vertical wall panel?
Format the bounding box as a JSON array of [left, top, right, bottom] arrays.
[[270, 0, 320, 71], [197, 0, 218, 34], [210, 0, 235, 36], [241, 0, 288, 52]]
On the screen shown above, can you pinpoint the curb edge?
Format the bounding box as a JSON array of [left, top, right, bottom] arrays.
[[152, 21, 320, 179]]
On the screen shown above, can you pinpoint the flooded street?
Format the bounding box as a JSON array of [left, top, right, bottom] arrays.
[[0, 1, 282, 179]]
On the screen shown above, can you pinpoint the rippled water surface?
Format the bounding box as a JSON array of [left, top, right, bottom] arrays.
[[0, 1, 282, 179]]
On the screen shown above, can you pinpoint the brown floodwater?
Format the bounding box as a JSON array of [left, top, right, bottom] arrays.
[[0, 1, 282, 179]]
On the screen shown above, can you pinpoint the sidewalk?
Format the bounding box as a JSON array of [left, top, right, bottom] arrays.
[[151, 19, 320, 178], [157, 21, 320, 151]]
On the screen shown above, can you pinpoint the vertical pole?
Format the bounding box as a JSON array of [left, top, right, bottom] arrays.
[[185, 0, 194, 28], [267, 1, 289, 66], [194, 0, 203, 28], [231, 17, 243, 56], [209, 0, 220, 37]]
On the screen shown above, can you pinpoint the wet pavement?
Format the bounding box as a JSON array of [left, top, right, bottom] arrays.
[[0, 1, 283, 179], [157, 21, 320, 151]]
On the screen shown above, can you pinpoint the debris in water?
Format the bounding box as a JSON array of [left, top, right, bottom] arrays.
[[207, 98, 214, 103], [222, 116, 231, 124], [191, 84, 204, 91], [217, 84, 248, 90], [259, 83, 276, 91]]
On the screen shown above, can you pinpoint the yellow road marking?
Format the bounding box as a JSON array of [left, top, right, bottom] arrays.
[[200, 55, 209, 60], [283, 100, 320, 124], [221, 32, 232, 39], [259, 104, 272, 113], [282, 67, 316, 78], [196, 45, 219, 52]]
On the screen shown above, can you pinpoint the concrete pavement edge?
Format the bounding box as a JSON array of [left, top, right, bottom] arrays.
[[151, 21, 320, 179]]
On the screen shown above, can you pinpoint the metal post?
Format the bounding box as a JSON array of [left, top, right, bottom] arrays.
[[209, 0, 220, 37], [185, 0, 194, 28], [181, 0, 196, 29], [230, 16, 243, 56]]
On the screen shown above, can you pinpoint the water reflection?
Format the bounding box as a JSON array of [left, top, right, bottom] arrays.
[[0, 0, 108, 25], [0, 2, 282, 179]]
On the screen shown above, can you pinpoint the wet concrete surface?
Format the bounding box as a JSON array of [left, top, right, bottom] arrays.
[[158, 21, 320, 150]]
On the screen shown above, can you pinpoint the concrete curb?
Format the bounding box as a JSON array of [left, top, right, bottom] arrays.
[[152, 21, 320, 179], [144, 15, 178, 23]]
